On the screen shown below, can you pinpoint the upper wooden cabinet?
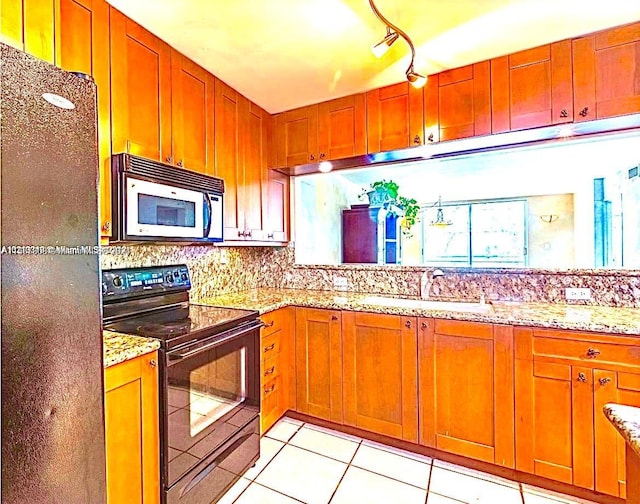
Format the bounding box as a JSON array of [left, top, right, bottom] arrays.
[[274, 105, 318, 167], [264, 170, 289, 242], [425, 62, 491, 142], [573, 21, 640, 122], [317, 94, 366, 160], [295, 307, 343, 423], [342, 312, 418, 442], [110, 9, 171, 162], [170, 51, 214, 174], [419, 319, 514, 467], [491, 41, 573, 132], [367, 82, 424, 152], [55, 0, 112, 236], [1, 0, 24, 49]]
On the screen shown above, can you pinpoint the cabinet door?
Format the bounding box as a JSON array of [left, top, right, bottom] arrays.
[[491, 41, 573, 132], [420, 319, 514, 466], [573, 22, 640, 121], [265, 169, 289, 242], [367, 82, 423, 152], [317, 94, 366, 161], [55, 0, 112, 237], [23, 0, 55, 62], [1, 0, 24, 49], [214, 79, 242, 240], [104, 352, 159, 504], [110, 8, 171, 162], [594, 370, 640, 498], [432, 62, 491, 141], [295, 308, 342, 423], [275, 105, 318, 167], [343, 312, 418, 441], [171, 51, 214, 174], [242, 100, 268, 240]]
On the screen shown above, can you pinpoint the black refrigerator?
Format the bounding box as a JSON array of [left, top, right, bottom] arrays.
[[0, 43, 106, 503]]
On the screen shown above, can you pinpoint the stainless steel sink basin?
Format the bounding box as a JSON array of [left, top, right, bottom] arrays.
[[359, 295, 494, 314]]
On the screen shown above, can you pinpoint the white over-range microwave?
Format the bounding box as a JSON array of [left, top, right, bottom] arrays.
[[111, 153, 224, 243]]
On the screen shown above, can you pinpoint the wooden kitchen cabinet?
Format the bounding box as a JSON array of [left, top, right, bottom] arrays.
[[110, 9, 171, 162], [55, 0, 112, 237], [343, 312, 418, 442], [419, 319, 514, 467], [515, 327, 640, 496], [24, 0, 55, 62], [260, 308, 295, 433], [264, 169, 289, 242], [170, 51, 214, 174], [317, 94, 366, 160], [491, 41, 573, 132], [104, 351, 159, 504], [1, 0, 24, 50], [425, 62, 491, 142], [573, 21, 640, 122], [295, 307, 343, 423], [367, 82, 424, 152], [274, 105, 318, 167]]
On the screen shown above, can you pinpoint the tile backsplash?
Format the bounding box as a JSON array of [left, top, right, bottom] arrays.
[[101, 244, 640, 307]]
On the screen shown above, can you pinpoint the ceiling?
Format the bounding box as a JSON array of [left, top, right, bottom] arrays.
[[106, 0, 640, 113]]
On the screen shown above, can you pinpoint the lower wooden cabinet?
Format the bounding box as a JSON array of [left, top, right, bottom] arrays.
[[104, 351, 159, 504], [419, 319, 514, 467], [342, 311, 418, 442], [260, 307, 295, 433], [295, 307, 343, 423]]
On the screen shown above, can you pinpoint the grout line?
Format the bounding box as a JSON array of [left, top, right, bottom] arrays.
[[519, 482, 525, 504], [327, 438, 363, 503], [424, 458, 434, 504], [250, 481, 308, 503]]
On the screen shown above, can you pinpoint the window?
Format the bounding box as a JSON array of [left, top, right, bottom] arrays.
[[423, 200, 528, 267]]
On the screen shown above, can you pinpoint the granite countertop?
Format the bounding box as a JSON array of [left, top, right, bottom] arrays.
[[103, 330, 161, 368], [194, 288, 640, 335], [604, 404, 640, 457]]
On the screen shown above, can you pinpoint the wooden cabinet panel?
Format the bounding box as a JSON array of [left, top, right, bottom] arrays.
[[367, 82, 424, 152], [24, 0, 55, 62], [428, 62, 491, 141], [573, 22, 640, 121], [56, 0, 111, 236], [420, 319, 514, 467], [1, 0, 24, 49], [295, 308, 342, 423], [343, 312, 418, 442], [171, 52, 214, 174], [110, 8, 171, 162], [242, 100, 267, 239], [318, 94, 366, 160], [275, 105, 318, 167], [104, 351, 159, 504], [265, 169, 289, 242], [492, 41, 573, 132]]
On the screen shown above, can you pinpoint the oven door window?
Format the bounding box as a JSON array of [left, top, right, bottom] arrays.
[[126, 177, 204, 238], [166, 332, 259, 486]]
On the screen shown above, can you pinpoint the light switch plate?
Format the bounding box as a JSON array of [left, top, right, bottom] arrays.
[[565, 287, 591, 300], [333, 276, 348, 290]]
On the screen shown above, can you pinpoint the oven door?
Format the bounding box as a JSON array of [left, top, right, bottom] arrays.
[[164, 321, 261, 489], [126, 176, 205, 239]]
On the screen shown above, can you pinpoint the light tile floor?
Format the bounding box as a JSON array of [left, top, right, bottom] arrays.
[[217, 416, 598, 504]]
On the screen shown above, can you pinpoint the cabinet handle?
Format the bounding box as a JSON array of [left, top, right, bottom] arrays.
[[238, 230, 245, 238], [102, 221, 111, 233], [577, 372, 588, 383], [149, 359, 157, 368], [264, 343, 276, 352], [560, 109, 568, 118], [267, 232, 274, 239], [331, 315, 338, 321], [264, 383, 276, 394], [405, 320, 412, 329], [319, 153, 326, 159], [427, 133, 434, 143], [264, 320, 275, 328], [246, 230, 252, 238], [177, 159, 184, 167], [413, 135, 421, 145], [310, 154, 315, 161], [586, 348, 601, 358], [264, 366, 275, 376], [165, 155, 173, 164], [579, 107, 589, 117], [420, 321, 428, 330], [599, 377, 611, 386]]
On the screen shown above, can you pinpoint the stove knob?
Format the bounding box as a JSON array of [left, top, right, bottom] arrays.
[[102, 282, 108, 295], [181, 273, 188, 281], [112, 276, 123, 287], [165, 274, 174, 283]]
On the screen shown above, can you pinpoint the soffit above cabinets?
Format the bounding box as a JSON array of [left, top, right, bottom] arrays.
[[106, 0, 640, 114]]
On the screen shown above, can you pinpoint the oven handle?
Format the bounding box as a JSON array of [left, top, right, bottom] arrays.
[[167, 319, 264, 361]]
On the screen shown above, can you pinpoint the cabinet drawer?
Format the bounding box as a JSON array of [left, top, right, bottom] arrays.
[[261, 331, 282, 359], [261, 309, 288, 338], [262, 353, 282, 383], [261, 375, 283, 433], [533, 336, 640, 369]]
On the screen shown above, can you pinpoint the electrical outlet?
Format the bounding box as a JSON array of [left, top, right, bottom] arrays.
[[333, 276, 348, 290], [565, 288, 591, 300]]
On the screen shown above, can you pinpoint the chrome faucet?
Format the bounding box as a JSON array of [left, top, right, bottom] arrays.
[[420, 269, 444, 299]]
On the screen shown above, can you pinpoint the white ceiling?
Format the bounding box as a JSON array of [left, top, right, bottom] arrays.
[[106, 0, 640, 113]]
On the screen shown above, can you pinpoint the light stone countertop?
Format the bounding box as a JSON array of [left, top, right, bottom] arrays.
[[603, 404, 640, 458], [103, 330, 161, 368], [194, 288, 640, 335]]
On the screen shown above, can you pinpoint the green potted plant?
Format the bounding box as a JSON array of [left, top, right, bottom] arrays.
[[359, 179, 420, 236]]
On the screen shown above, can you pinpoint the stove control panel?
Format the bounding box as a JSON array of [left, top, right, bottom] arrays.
[[102, 264, 191, 300]]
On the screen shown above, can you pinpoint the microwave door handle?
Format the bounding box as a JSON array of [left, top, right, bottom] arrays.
[[203, 193, 212, 238]]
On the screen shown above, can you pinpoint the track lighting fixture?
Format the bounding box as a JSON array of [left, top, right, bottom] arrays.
[[369, 0, 426, 88], [372, 27, 399, 58]]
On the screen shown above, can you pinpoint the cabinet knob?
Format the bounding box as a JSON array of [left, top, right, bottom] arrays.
[[264, 366, 275, 376], [405, 320, 412, 329], [310, 154, 315, 161], [319, 153, 326, 159], [420, 321, 428, 330], [267, 232, 275, 239], [264, 320, 275, 328], [599, 377, 611, 386], [238, 230, 245, 238], [577, 372, 588, 383], [586, 348, 601, 358], [264, 383, 276, 394], [331, 315, 339, 321], [264, 343, 276, 352], [560, 109, 568, 118], [427, 133, 434, 143], [246, 230, 252, 238], [149, 359, 157, 368], [176, 159, 184, 167], [165, 155, 173, 163], [413, 135, 421, 145], [102, 221, 111, 233], [579, 107, 589, 117]]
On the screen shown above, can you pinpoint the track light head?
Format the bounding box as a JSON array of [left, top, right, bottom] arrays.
[[406, 67, 427, 88], [372, 28, 399, 58]]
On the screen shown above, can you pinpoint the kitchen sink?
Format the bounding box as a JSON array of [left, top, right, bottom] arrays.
[[359, 296, 494, 314]]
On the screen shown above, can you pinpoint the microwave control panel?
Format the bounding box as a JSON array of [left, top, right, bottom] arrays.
[[102, 264, 190, 299]]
